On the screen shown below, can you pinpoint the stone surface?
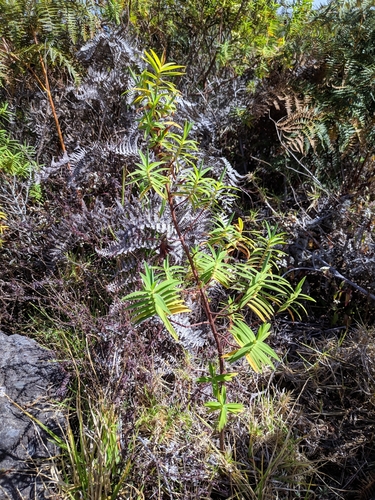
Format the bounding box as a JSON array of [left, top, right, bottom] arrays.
[[0, 332, 66, 499]]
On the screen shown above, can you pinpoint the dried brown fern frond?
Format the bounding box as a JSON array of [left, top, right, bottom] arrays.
[[275, 93, 328, 155], [272, 92, 312, 116]]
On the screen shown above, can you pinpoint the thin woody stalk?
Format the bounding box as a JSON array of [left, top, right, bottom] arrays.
[[33, 33, 70, 166], [166, 186, 225, 451], [166, 187, 225, 373], [39, 53, 67, 155]]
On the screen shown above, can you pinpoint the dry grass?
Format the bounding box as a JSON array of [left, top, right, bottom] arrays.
[[26, 319, 375, 499]]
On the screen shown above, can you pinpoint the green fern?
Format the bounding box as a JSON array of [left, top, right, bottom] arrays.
[[0, 0, 100, 154], [0, 0, 98, 80], [275, 0, 375, 186], [0, 128, 37, 178], [100, 0, 127, 25]]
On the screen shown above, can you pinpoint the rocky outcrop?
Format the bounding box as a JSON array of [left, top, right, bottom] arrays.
[[0, 332, 66, 500]]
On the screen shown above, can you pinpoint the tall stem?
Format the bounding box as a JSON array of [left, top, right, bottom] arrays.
[[166, 189, 226, 451], [33, 34, 70, 167], [166, 187, 225, 376]]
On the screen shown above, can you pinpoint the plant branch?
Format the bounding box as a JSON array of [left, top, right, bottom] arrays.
[[33, 33, 70, 166], [166, 186, 225, 375]]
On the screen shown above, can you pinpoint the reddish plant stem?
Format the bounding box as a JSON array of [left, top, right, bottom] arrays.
[[149, 105, 227, 448], [39, 55, 67, 155], [33, 34, 70, 168], [166, 187, 225, 452], [166, 187, 225, 375]]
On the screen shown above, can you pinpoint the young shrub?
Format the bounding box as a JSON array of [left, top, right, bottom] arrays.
[[122, 50, 313, 451]]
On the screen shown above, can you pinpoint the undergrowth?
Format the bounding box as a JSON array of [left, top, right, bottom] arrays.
[[1, 2, 375, 499]]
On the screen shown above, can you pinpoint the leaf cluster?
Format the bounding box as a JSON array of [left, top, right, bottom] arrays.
[[127, 0, 315, 86], [124, 262, 190, 340], [197, 362, 244, 431]]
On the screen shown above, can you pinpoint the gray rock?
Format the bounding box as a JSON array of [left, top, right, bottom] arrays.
[[0, 332, 66, 499]]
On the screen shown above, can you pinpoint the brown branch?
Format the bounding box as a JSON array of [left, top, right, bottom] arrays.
[[166, 186, 226, 451], [166, 187, 225, 374], [33, 33, 70, 169]]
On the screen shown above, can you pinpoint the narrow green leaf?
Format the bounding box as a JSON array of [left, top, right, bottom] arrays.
[[218, 406, 228, 431], [196, 372, 238, 384], [204, 401, 222, 411], [226, 403, 245, 414]]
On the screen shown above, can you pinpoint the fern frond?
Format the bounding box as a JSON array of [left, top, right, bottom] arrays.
[[46, 45, 80, 82], [96, 227, 156, 258], [276, 95, 328, 154], [36, 1, 61, 35], [0, 129, 36, 178], [114, 138, 139, 159]]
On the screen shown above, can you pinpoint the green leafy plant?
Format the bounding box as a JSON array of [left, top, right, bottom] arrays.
[[225, 320, 279, 371], [126, 0, 314, 86], [197, 363, 244, 432], [0, 130, 38, 177], [0, 102, 38, 178], [99, 0, 128, 25], [0, 100, 41, 247], [124, 262, 190, 340], [123, 49, 312, 451]]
